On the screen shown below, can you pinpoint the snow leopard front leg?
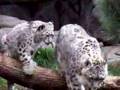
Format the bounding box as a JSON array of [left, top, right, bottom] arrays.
[[65, 67, 88, 90], [1, 34, 15, 90], [17, 37, 37, 75]]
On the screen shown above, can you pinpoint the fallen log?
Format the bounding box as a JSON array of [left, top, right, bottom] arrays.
[[0, 54, 120, 90]]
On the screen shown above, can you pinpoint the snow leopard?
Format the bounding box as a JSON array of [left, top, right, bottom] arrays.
[[56, 24, 108, 90], [0, 20, 54, 75]]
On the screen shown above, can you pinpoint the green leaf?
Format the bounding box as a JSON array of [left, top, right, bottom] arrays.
[[34, 48, 58, 70]]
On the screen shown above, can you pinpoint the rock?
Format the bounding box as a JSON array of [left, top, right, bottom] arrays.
[[34, 1, 60, 30], [0, 15, 27, 28], [0, 0, 117, 45], [0, 28, 13, 41], [102, 46, 120, 67], [35, 0, 116, 45]]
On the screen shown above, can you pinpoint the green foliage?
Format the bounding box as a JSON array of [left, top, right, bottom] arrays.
[[108, 65, 120, 76], [95, 0, 120, 43], [34, 48, 58, 70], [0, 77, 7, 90]]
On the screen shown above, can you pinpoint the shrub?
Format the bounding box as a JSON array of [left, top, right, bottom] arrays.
[[94, 0, 120, 43], [34, 48, 58, 70]]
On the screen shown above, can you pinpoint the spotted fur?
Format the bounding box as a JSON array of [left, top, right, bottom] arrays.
[[56, 24, 108, 90], [0, 20, 54, 75]]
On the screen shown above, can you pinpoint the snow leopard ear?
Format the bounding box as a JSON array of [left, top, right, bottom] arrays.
[[29, 21, 46, 32]]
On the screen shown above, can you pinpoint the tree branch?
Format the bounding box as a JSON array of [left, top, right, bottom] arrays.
[[0, 54, 120, 90]]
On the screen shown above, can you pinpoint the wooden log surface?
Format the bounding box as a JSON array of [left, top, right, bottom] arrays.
[[0, 54, 67, 90]]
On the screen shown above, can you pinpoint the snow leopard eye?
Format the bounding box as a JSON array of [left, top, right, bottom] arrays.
[[85, 60, 91, 67], [37, 25, 45, 31]]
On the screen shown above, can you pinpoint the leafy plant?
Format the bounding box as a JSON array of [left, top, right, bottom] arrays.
[[0, 77, 7, 90], [94, 0, 120, 43], [108, 65, 120, 76], [34, 47, 58, 70]]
